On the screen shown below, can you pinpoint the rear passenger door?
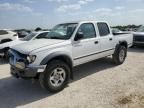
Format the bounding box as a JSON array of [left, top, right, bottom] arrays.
[[97, 23, 114, 56]]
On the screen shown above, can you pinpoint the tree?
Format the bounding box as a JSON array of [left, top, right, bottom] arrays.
[[35, 27, 42, 32]]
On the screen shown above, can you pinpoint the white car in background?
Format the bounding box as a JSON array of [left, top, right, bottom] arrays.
[[0, 31, 49, 57], [111, 28, 123, 34], [0, 29, 18, 44]]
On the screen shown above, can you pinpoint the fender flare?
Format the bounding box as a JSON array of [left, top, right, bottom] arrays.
[[40, 52, 72, 65], [40, 52, 73, 79], [119, 40, 128, 48], [114, 41, 128, 57]]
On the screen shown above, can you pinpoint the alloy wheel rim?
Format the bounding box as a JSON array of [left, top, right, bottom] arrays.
[[119, 49, 125, 62], [49, 67, 66, 87]]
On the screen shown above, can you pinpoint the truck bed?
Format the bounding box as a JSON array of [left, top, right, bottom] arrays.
[[113, 33, 133, 48]]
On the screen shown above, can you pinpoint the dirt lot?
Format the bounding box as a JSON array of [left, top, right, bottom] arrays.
[[0, 47, 144, 108]]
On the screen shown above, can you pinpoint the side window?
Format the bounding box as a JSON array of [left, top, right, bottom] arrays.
[[97, 23, 110, 37], [77, 23, 96, 39], [36, 32, 48, 39], [0, 30, 8, 35]]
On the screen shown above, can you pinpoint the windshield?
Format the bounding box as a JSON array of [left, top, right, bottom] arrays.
[[137, 26, 144, 32], [44, 23, 78, 40], [23, 33, 37, 41]]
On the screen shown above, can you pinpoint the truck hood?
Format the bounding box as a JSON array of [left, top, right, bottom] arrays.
[[11, 39, 65, 54]]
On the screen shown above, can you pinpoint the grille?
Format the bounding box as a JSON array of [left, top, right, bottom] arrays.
[[9, 49, 27, 65]]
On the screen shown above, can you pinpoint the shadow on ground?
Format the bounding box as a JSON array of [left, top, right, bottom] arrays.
[[0, 77, 54, 108], [0, 57, 116, 108], [72, 57, 115, 82], [128, 46, 144, 53]]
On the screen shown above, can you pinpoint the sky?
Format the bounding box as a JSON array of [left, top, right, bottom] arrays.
[[0, 0, 144, 29]]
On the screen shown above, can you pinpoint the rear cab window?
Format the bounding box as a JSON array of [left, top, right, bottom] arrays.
[[97, 23, 110, 37]]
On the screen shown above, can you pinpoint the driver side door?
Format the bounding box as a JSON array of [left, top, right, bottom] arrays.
[[72, 23, 101, 66]]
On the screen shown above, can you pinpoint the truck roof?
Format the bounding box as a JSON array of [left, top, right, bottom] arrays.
[[60, 20, 108, 24]]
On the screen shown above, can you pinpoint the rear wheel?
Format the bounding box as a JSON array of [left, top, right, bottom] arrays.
[[130, 45, 134, 48], [39, 60, 70, 93], [112, 46, 127, 65]]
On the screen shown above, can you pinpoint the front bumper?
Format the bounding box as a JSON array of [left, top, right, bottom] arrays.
[[10, 65, 46, 78], [9, 49, 46, 78]]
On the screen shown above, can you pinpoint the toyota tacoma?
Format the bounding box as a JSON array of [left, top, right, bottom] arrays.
[[9, 21, 133, 92]]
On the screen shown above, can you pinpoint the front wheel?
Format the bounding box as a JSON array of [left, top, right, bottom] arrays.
[[39, 60, 70, 93], [112, 46, 127, 65]]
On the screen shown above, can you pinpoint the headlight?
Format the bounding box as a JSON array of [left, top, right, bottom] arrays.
[[27, 55, 36, 63], [15, 62, 25, 69]]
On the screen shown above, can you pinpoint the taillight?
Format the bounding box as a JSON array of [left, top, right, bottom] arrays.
[[13, 34, 17, 37]]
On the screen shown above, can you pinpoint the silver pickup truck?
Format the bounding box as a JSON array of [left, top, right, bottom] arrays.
[[133, 25, 144, 46], [9, 21, 133, 92]]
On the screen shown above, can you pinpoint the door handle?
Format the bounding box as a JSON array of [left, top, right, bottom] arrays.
[[109, 38, 113, 41], [94, 41, 99, 44]]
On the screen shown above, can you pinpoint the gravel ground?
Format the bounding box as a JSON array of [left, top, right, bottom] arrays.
[[0, 47, 144, 108]]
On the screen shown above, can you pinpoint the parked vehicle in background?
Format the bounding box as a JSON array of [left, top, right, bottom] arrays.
[[9, 21, 133, 93], [0, 31, 49, 57], [17, 31, 29, 38], [14, 29, 31, 38], [133, 25, 144, 46], [0, 30, 18, 44], [111, 28, 131, 35], [111, 28, 123, 34]]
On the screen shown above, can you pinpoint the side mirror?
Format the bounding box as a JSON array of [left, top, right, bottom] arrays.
[[74, 32, 84, 41]]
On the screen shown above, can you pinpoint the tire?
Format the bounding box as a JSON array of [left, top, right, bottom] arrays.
[[130, 45, 134, 48], [39, 60, 70, 93], [112, 46, 127, 65]]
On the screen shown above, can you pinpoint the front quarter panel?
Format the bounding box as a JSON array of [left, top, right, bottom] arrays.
[[28, 42, 72, 67]]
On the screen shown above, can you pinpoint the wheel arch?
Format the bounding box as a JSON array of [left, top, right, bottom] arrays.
[[114, 41, 128, 57], [119, 41, 128, 49], [40, 52, 73, 79]]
